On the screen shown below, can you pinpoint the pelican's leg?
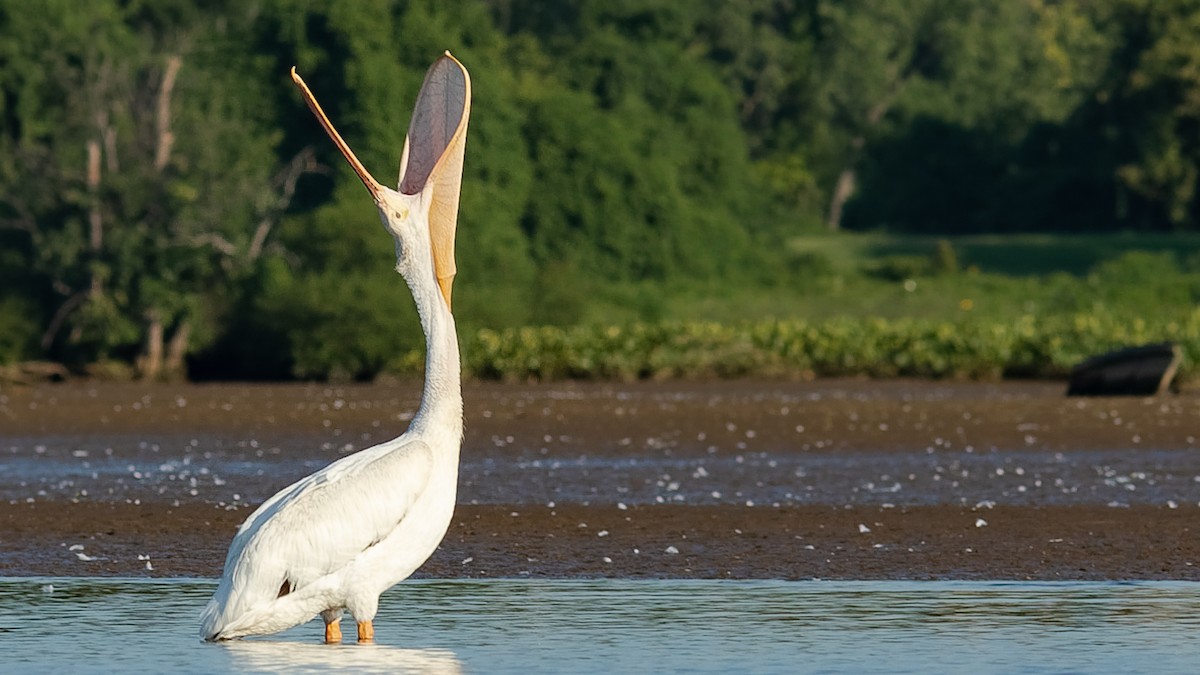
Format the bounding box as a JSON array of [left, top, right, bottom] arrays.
[[348, 598, 378, 643], [322, 609, 343, 644]]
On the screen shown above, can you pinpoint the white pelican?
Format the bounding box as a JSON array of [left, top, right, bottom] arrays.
[[200, 52, 470, 644]]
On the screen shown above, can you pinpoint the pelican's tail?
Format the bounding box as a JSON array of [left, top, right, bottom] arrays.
[[199, 597, 226, 641], [199, 576, 248, 641], [199, 575, 327, 641], [199, 594, 280, 642]]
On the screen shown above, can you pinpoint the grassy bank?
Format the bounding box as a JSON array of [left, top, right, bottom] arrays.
[[445, 310, 1199, 383]]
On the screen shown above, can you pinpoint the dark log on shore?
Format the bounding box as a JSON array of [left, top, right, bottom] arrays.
[[1067, 342, 1180, 396], [0, 361, 70, 385]]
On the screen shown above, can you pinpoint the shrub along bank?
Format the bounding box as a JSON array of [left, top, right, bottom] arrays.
[[447, 311, 1200, 383]]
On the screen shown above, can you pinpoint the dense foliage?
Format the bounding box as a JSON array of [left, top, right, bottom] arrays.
[[457, 310, 1200, 382], [2, 1, 1200, 379]]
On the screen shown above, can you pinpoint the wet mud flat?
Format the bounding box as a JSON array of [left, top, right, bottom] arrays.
[[1, 379, 1198, 580]]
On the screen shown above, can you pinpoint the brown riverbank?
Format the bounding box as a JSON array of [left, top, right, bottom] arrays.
[[1, 500, 1196, 580], [1, 380, 1198, 579]]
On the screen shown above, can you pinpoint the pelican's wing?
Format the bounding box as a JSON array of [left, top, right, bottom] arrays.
[[241, 441, 433, 577], [398, 52, 471, 307], [201, 439, 433, 639]]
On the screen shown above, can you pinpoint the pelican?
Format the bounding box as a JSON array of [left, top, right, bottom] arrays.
[[200, 52, 470, 644]]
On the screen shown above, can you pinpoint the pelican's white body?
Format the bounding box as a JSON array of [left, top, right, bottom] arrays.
[[201, 53, 470, 642], [198, 393, 462, 640], [199, 185, 464, 641], [199, 214, 464, 639]]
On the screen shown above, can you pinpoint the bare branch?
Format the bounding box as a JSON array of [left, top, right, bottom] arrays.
[[0, 211, 39, 235], [246, 220, 273, 263], [41, 290, 90, 350], [97, 109, 119, 173], [189, 233, 239, 257], [248, 148, 324, 261]]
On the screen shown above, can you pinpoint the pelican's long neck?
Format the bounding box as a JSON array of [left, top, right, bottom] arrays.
[[402, 252, 463, 445]]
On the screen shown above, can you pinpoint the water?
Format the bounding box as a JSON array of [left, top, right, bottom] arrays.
[[2, 578, 1197, 673], [7, 432, 1199, 508]]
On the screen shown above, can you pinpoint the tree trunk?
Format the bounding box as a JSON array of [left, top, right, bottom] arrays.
[[138, 309, 164, 380], [86, 138, 103, 294], [154, 55, 182, 171], [135, 55, 182, 382], [825, 165, 858, 232], [824, 72, 912, 231], [164, 319, 191, 381]]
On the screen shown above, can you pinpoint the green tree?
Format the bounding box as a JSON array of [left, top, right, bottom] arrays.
[[808, 0, 950, 231], [833, 0, 1114, 232], [0, 1, 316, 377], [498, 0, 779, 284], [1105, 0, 1200, 229]]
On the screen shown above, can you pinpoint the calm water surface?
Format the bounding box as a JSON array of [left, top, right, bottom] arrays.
[[1, 578, 1197, 674]]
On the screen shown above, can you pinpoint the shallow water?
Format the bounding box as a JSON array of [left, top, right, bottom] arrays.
[[6, 432, 1199, 508], [3, 578, 1197, 674]]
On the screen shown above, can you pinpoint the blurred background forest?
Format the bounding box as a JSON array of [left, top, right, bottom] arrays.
[[2, 0, 1200, 382]]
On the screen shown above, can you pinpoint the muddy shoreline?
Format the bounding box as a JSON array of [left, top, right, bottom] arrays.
[[1, 380, 1198, 580], [2, 500, 1197, 580]]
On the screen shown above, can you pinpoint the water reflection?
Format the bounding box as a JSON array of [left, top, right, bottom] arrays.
[[223, 641, 461, 674], [2, 578, 1198, 674]]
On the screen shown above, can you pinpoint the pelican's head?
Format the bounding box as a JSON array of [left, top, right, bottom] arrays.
[[291, 53, 471, 310]]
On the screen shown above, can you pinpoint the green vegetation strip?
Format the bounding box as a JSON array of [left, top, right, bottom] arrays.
[[446, 311, 1200, 382]]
